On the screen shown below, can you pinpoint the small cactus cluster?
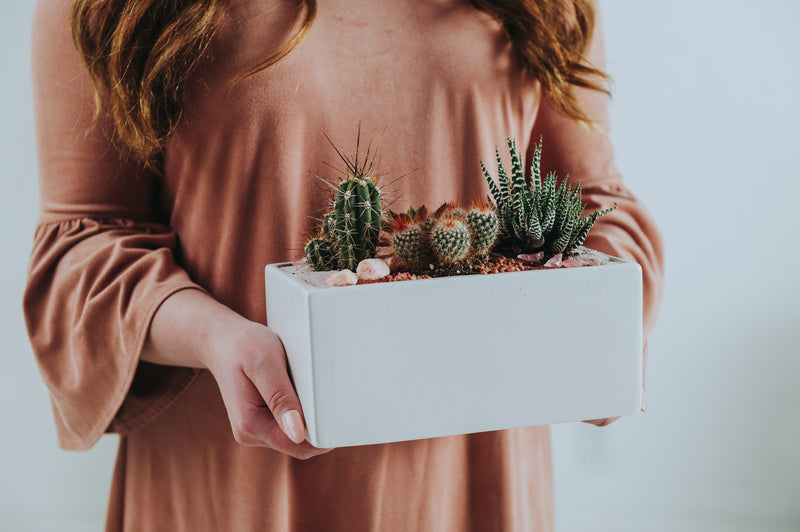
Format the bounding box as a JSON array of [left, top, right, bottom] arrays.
[[305, 133, 383, 271], [483, 137, 616, 255], [386, 203, 499, 272]]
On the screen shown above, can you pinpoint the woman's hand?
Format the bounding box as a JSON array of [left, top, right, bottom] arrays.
[[205, 319, 331, 459], [142, 289, 332, 460]]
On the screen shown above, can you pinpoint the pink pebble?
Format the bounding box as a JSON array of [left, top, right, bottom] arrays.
[[581, 257, 604, 266], [356, 258, 391, 281], [544, 253, 563, 268], [325, 269, 358, 286], [292, 257, 308, 266], [518, 252, 545, 263], [562, 259, 583, 268]]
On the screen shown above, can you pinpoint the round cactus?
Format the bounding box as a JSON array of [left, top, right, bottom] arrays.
[[465, 207, 499, 259], [304, 237, 338, 271], [391, 225, 425, 270], [430, 218, 470, 264]]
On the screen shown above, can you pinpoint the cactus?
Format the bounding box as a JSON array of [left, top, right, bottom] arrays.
[[392, 223, 425, 270], [482, 137, 616, 256], [304, 127, 384, 271], [464, 202, 499, 262], [431, 218, 471, 264], [334, 176, 382, 270], [385, 202, 498, 273], [385, 207, 429, 271], [304, 237, 338, 271]]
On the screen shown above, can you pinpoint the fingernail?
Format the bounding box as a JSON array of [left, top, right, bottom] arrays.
[[282, 410, 305, 444]]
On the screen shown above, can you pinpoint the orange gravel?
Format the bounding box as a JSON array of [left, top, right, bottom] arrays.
[[357, 256, 552, 285]]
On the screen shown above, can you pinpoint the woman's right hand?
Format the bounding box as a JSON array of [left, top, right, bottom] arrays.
[[205, 318, 332, 459], [142, 289, 332, 460]]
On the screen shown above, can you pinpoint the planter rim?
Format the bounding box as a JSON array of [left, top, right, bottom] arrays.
[[267, 253, 638, 294]]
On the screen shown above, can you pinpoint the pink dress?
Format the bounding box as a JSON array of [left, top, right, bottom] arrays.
[[25, 0, 663, 530]]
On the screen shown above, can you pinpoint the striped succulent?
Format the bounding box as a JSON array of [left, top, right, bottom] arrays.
[[482, 137, 616, 255]]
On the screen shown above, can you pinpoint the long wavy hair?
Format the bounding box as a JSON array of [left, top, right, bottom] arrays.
[[72, 0, 608, 168]]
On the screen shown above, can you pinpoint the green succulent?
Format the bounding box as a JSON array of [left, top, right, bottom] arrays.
[[482, 137, 616, 255]]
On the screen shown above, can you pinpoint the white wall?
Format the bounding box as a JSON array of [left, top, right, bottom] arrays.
[[0, 3, 118, 531], [2, 1, 798, 531], [552, 1, 800, 531]]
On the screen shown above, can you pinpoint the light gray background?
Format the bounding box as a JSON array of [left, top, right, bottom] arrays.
[[2, 1, 798, 530]]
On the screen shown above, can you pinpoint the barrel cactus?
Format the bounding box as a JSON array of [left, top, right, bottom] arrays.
[[464, 202, 499, 262], [482, 137, 616, 255], [430, 218, 471, 264], [386, 203, 498, 273]]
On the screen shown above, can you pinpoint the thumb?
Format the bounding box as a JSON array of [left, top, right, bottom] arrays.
[[248, 357, 307, 445]]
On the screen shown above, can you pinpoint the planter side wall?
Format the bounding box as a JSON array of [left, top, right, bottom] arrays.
[[267, 260, 642, 448], [265, 267, 319, 443]]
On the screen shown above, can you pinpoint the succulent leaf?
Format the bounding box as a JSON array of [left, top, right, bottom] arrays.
[[495, 147, 511, 211], [481, 137, 618, 255]]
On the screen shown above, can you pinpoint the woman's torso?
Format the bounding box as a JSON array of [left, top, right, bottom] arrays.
[[111, 1, 553, 530]]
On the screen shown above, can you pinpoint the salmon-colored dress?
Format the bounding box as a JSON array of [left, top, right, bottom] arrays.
[[25, 0, 663, 530]]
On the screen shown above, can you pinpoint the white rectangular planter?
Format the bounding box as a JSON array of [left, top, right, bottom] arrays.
[[265, 253, 642, 448]]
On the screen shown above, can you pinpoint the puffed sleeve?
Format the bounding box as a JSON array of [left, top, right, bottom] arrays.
[[23, 0, 204, 451], [530, 15, 664, 334]]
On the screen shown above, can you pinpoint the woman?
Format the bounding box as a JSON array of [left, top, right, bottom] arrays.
[[25, 0, 663, 529]]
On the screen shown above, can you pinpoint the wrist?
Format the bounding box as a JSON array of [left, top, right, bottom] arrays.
[[142, 288, 247, 370]]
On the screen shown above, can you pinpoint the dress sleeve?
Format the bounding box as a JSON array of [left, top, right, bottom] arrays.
[[24, 0, 204, 451], [529, 15, 664, 334]]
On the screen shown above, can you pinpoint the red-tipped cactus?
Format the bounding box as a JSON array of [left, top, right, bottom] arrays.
[[431, 218, 471, 264], [385, 202, 499, 274], [464, 202, 499, 262]]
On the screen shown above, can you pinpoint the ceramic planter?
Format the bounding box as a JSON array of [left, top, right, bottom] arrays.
[[264, 252, 642, 448]]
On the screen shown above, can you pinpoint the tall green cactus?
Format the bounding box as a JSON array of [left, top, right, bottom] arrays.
[[304, 128, 383, 271], [482, 137, 616, 255], [334, 177, 382, 270]]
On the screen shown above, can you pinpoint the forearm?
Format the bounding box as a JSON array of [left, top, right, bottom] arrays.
[[141, 288, 246, 370]]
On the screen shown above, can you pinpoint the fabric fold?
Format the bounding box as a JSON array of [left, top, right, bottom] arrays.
[[23, 216, 203, 450]]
